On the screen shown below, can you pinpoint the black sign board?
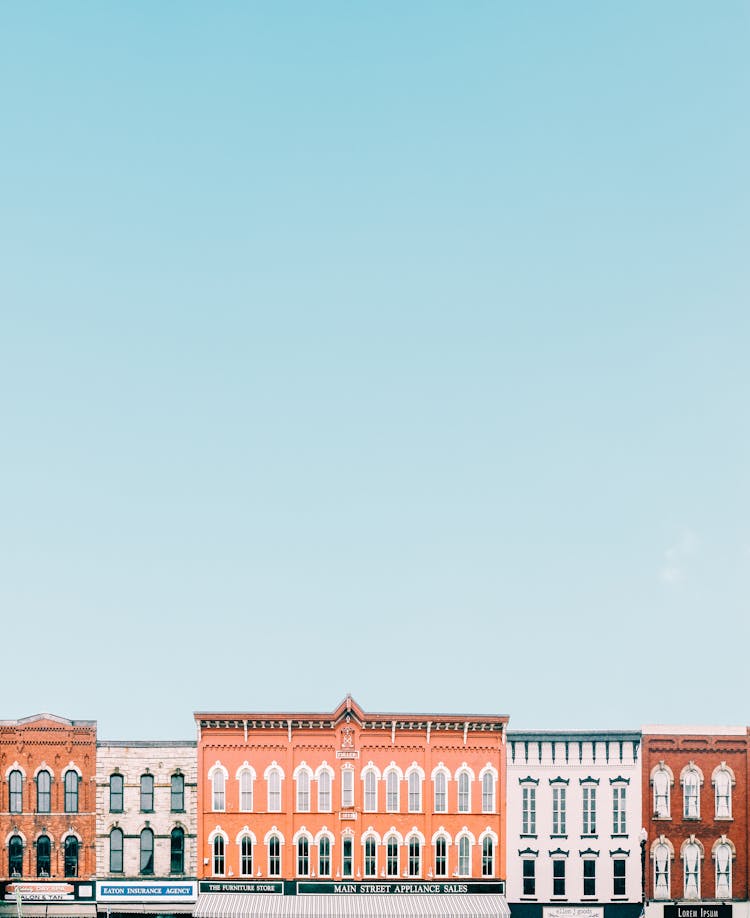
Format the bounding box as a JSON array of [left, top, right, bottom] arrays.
[[296, 881, 505, 895], [664, 906, 732, 918], [198, 881, 283, 894]]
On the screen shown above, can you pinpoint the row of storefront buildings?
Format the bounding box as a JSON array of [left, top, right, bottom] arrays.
[[0, 697, 747, 918]]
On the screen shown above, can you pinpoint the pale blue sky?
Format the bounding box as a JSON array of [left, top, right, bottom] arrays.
[[1, 2, 748, 739]]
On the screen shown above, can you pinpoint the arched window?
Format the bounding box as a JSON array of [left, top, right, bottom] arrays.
[[714, 763, 734, 819], [64, 837, 79, 877], [715, 839, 733, 899], [386, 836, 399, 877], [296, 769, 311, 812], [458, 836, 471, 876], [268, 834, 281, 876], [408, 836, 421, 877], [682, 763, 703, 819], [109, 828, 124, 873], [171, 774, 185, 812], [482, 836, 494, 876], [36, 835, 51, 877], [363, 836, 377, 877], [36, 771, 51, 814], [653, 839, 671, 899], [457, 771, 471, 813], [110, 774, 124, 813], [297, 836, 310, 876], [267, 768, 282, 812], [386, 771, 400, 812], [434, 835, 448, 877], [240, 836, 253, 876], [434, 770, 448, 813], [317, 768, 332, 812], [9, 770, 23, 814], [212, 770, 226, 812], [64, 769, 79, 813], [212, 835, 225, 876], [170, 828, 185, 874], [9, 834, 24, 877], [407, 770, 422, 813], [482, 770, 496, 813], [238, 767, 254, 812], [683, 839, 702, 899], [140, 774, 154, 812], [652, 762, 673, 819], [140, 828, 154, 875], [318, 836, 331, 877], [363, 768, 377, 812]]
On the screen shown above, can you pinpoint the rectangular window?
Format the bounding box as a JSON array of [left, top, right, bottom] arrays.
[[341, 769, 354, 808], [434, 774, 447, 813], [553, 859, 566, 897], [552, 786, 567, 835], [364, 772, 377, 812], [583, 859, 596, 897], [435, 838, 447, 877], [613, 859, 626, 896], [140, 775, 154, 812], [240, 773, 253, 812], [583, 786, 597, 834], [171, 774, 184, 812], [37, 773, 51, 814], [613, 786, 627, 834], [522, 786, 536, 834], [110, 775, 124, 813], [342, 837, 353, 877], [364, 838, 376, 877], [522, 859, 536, 896]]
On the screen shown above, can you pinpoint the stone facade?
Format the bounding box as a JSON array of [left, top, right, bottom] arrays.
[[96, 741, 198, 881]]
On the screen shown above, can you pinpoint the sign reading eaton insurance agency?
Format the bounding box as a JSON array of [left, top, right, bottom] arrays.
[[96, 882, 196, 902]]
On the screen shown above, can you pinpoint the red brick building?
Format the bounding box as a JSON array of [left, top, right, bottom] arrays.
[[193, 696, 509, 917], [642, 726, 748, 917], [0, 714, 98, 918]]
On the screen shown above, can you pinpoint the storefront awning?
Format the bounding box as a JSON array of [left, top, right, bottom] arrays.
[[95, 907, 195, 914], [195, 892, 510, 917], [0, 907, 97, 918]]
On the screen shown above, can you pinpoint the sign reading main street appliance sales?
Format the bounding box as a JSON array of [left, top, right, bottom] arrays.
[[296, 881, 505, 895]]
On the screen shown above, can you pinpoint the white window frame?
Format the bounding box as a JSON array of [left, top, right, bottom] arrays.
[[714, 838, 733, 899], [652, 762, 673, 819], [208, 762, 228, 813], [522, 783, 537, 835], [653, 838, 672, 899], [265, 764, 284, 813], [432, 766, 449, 814], [682, 763, 703, 820], [683, 838, 702, 899], [713, 763, 734, 820], [582, 784, 597, 835], [385, 766, 402, 813], [455, 766, 474, 814], [341, 766, 355, 808], [552, 785, 567, 835], [316, 764, 333, 813], [480, 767, 496, 814], [295, 766, 311, 813], [236, 764, 256, 813], [612, 784, 627, 834], [406, 766, 423, 813], [363, 767, 378, 813]]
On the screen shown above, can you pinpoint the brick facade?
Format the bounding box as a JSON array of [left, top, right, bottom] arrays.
[[0, 713, 98, 881]]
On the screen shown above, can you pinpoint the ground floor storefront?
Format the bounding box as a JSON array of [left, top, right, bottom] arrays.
[[195, 880, 509, 917], [95, 880, 196, 918], [0, 881, 98, 918], [509, 904, 644, 918]]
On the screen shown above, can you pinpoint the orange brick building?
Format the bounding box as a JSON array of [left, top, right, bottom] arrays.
[[0, 714, 98, 918], [642, 726, 749, 918], [193, 696, 509, 917]]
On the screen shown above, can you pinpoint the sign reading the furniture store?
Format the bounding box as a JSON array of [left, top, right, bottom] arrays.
[[664, 907, 732, 918], [198, 881, 284, 894]]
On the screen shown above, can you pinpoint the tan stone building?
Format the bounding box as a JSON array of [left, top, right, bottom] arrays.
[[95, 741, 198, 918]]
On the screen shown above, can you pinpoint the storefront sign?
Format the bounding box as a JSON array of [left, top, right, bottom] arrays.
[[97, 883, 196, 901], [296, 881, 505, 895], [664, 907, 732, 918], [198, 882, 283, 894], [544, 909, 603, 918], [6, 883, 75, 901]]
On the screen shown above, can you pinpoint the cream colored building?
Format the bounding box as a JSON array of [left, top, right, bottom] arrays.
[[96, 740, 198, 917]]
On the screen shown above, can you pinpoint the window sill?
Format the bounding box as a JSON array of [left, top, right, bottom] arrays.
[[551, 835, 568, 839], [715, 817, 734, 821], [612, 896, 629, 901], [520, 898, 538, 902], [520, 834, 538, 839], [581, 897, 599, 901], [611, 834, 629, 839], [581, 835, 598, 839]]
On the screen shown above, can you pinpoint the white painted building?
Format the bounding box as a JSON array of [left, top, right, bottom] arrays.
[[507, 731, 643, 918], [96, 740, 198, 918]]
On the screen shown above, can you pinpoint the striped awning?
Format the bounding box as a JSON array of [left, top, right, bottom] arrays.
[[194, 892, 510, 917]]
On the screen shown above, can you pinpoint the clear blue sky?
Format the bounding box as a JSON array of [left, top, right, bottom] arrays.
[[1, 2, 748, 739]]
